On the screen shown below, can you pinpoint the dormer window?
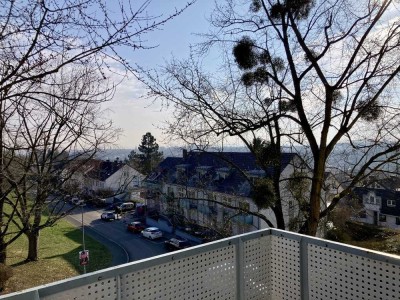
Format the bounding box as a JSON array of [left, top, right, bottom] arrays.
[[196, 166, 211, 177], [246, 169, 266, 183], [176, 164, 190, 180], [368, 195, 376, 204], [176, 164, 190, 172], [216, 167, 231, 180]]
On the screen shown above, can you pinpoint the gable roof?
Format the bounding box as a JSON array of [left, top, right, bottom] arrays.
[[85, 159, 125, 181], [378, 176, 400, 191], [353, 186, 400, 216]]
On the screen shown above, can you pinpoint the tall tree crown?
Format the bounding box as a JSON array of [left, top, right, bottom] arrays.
[[129, 132, 163, 175]]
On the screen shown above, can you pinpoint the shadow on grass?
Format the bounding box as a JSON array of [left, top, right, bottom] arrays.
[[10, 260, 29, 268], [45, 228, 112, 274]]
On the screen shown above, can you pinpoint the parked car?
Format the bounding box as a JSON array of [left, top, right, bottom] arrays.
[[141, 227, 163, 240], [164, 238, 191, 251], [115, 202, 135, 214], [101, 212, 116, 221], [97, 198, 115, 207], [127, 221, 145, 233], [71, 198, 85, 206]]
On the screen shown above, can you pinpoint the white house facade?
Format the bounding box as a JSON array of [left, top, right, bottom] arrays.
[[146, 151, 313, 236]]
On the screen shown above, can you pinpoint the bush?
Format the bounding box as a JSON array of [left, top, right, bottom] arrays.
[[0, 264, 13, 292], [325, 227, 350, 242]]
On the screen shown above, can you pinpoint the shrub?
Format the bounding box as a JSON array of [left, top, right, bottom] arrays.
[[325, 227, 350, 242]]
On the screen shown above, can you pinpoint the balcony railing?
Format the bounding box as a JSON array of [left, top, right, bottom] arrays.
[[2, 228, 400, 300]]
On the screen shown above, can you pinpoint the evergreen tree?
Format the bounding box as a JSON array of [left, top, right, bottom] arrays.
[[130, 133, 163, 175]]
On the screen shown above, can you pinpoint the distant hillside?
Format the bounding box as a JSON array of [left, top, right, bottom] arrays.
[[96, 143, 397, 173], [95, 147, 184, 161]]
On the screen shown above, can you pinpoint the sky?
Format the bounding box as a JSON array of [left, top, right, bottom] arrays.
[[105, 1, 216, 149]]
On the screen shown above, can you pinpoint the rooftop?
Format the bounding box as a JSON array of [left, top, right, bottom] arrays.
[[148, 151, 300, 197]]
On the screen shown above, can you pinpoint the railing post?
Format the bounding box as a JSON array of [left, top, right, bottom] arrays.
[[235, 237, 245, 300], [32, 290, 40, 300], [300, 237, 309, 300], [116, 274, 121, 300]]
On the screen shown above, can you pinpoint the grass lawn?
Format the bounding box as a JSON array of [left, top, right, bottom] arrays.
[[3, 219, 112, 294]]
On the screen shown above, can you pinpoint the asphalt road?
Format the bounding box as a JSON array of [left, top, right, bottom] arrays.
[[66, 204, 169, 266]]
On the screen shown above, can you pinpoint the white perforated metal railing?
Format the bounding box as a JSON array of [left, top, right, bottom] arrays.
[[2, 229, 400, 300]]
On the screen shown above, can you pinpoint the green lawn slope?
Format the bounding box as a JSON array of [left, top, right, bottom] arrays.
[[3, 219, 111, 294]]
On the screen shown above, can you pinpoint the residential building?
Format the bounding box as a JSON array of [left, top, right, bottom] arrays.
[[145, 150, 311, 236], [65, 158, 145, 201], [353, 175, 400, 229], [323, 171, 344, 207]]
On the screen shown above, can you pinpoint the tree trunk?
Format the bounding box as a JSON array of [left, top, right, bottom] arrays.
[[301, 156, 325, 236], [0, 98, 5, 264], [0, 239, 6, 264], [272, 205, 285, 230], [26, 231, 39, 262]]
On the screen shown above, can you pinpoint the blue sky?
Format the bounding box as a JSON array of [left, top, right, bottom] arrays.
[[106, 1, 215, 149]]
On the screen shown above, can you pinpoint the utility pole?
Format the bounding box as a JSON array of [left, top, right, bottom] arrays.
[[81, 204, 86, 274]]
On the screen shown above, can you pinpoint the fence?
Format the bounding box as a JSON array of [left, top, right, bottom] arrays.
[[2, 228, 400, 300]]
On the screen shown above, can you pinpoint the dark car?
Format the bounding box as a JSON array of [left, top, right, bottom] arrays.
[[115, 202, 135, 214], [101, 212, 116, 221], [164, 238, 191, 251], [127, 221, 145, 233]]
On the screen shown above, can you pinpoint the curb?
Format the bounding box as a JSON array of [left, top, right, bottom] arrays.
[[66, 216, 129, 266]]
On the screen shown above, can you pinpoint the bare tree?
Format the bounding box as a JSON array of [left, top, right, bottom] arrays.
[[0, 0, 195, 263], [2, 68, 116, 261], [142, 0, 400, 236]]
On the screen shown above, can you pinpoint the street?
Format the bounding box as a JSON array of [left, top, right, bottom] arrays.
[[66, 204, 169, 264]]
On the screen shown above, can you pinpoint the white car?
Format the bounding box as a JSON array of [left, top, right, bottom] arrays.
[[101, 212, 116, 221], [141, 227, 163, 240]]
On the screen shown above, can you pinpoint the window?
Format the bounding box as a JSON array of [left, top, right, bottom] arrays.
[[187, 190, 195, 199], [368, 195, 376, 204], [379, 214, 386, 222], [190, 199, 198, 209], [396, 217, 400, 225], [387, 200, 396, 207], [239, 201, 250, 211], [216, 168, 230, 180], [132, 178, 139, 187], [177, 188, 185, 198], [221, 196, 232, 204], [167, 186, 174, 197]]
